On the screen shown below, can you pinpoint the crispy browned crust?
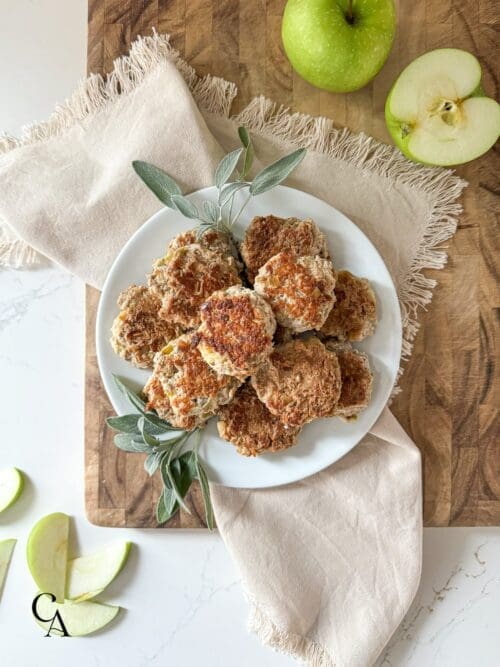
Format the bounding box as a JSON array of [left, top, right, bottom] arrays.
[[320, 270, 377, 341], [111, 285, 184, 368], [148, 244, 241, 328], [240, 215, 330, 283], [144, 332, 241, 429], [143, 374, 185, 426], [167, 228, 234, 257], [251, 337, 341, 426], [324, 341, 373, 418], [197, 286, 275, 377], [218, 383, 302, 456], [254, 252, 336, 332]]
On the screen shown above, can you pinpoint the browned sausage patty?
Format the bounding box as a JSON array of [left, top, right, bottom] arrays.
[[197, 286, 276, 378], [148, 244, 241, 328], [320, 270, 377, 341], [254, 252, 336, 332], [324, 341, 373, 418], [240, 215, 330, 283], [251, 337, 341, 426], [166, 228, 235, 258], [144, 332, 241, 429], [218, 383, 302, 456], [110, 285, 184, 369]]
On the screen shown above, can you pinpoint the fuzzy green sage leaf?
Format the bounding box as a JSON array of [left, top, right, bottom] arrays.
[[250, 148, 306, 195], [238, 126, 254, 179], [132, 161, 182, 206], [106, 414, 140, 434], [170, 194, 199, 219], [144, 451, 163, 476], [215, 148, 243, 189], [114, 433, 151, 453]]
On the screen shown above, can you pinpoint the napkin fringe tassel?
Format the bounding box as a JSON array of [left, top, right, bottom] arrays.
[[248, 602, 335, 667], [0, 30, 237, 269], [234, 97, 467, 388]]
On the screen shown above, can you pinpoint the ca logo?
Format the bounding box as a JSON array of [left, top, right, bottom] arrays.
[[32, 593, 71, 637]]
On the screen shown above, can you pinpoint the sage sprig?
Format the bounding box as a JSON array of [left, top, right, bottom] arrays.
[[106, 376, 214, 529], [132, 126, 306, 240], [118, 128, 307, 528]]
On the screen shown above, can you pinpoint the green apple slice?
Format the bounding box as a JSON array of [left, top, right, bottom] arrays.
[[27, 513, 69, 603], [0, 467, 24, 513], [33, 595, 120, 636], [0, 539, 16, 597], [66, 541, 132, 602], [386, 48, 500, 166]]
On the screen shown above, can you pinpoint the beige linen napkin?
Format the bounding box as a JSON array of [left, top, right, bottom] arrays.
[[0, 34, 465, 666], [212, 409, 421, 666]]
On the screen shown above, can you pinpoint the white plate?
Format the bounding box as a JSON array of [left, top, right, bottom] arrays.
[[96, 185, 402, 488]]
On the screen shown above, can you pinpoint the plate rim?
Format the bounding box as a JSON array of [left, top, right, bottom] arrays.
[[96, 184, 402, 488]]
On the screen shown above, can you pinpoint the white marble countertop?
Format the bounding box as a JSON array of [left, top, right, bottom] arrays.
[[0, 3, 499, 666]]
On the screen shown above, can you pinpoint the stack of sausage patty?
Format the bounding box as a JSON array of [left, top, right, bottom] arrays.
[[110, 215, 377, 457]]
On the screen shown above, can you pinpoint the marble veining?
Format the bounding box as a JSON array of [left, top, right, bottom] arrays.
[[1, 269, 499, 667]]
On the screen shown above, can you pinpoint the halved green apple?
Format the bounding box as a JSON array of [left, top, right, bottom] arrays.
[[0, 539, 16, 597], [66, 541, 132, 602], [27, 513, 69, 603], [385, 48, 500, 166], [33, 595, 120, 636], [0, 467, 24, 513]]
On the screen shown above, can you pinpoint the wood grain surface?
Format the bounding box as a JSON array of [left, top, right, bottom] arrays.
[[85, 0, 499, 528]]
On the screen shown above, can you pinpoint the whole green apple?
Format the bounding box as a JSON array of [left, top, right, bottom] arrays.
[[385, 48, 500, 166], [281, 0, 396, 93]]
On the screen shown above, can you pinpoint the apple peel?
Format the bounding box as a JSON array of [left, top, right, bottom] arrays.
[[27, 513, 69, 604], [0, 467, 24, 513], [0, 539, 16, 598]]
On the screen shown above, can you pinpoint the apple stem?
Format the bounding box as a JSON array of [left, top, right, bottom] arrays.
[[346, 0, 354, 24]]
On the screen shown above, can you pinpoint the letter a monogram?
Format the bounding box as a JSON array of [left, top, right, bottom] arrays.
[[32, 593, 71, 637]]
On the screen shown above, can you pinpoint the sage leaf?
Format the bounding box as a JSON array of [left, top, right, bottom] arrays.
[[215, 148, 243, 189], [161, 457, 191, 514], [144, 451, 162, 476], [156, 491, 178, 524], [155, 433, 190, 454], [162, 487, 179, 520], [219, 181, 248, 207], [179, 450, 197, 479], [195, 455, 214, 530], [238, 126, 250, 148], [106, 414, 140, 434], [171, 457, 195, 498], [170, 194, 199, 220], [142, 411, 183, 433], [250, 148, 306, 195], [138, 417, 161, 446], [238, 126, 254, 179], [114, 433, 151, 453], [113, 375, 148, 414], [203, 200, 219, 222], [132, 161, 182, 206]]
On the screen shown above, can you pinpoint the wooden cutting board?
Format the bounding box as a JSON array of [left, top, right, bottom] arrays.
[[85, 0, 499, 528]]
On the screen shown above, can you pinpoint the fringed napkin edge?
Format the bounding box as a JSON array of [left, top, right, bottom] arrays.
[[0, 30, 467, 391]]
